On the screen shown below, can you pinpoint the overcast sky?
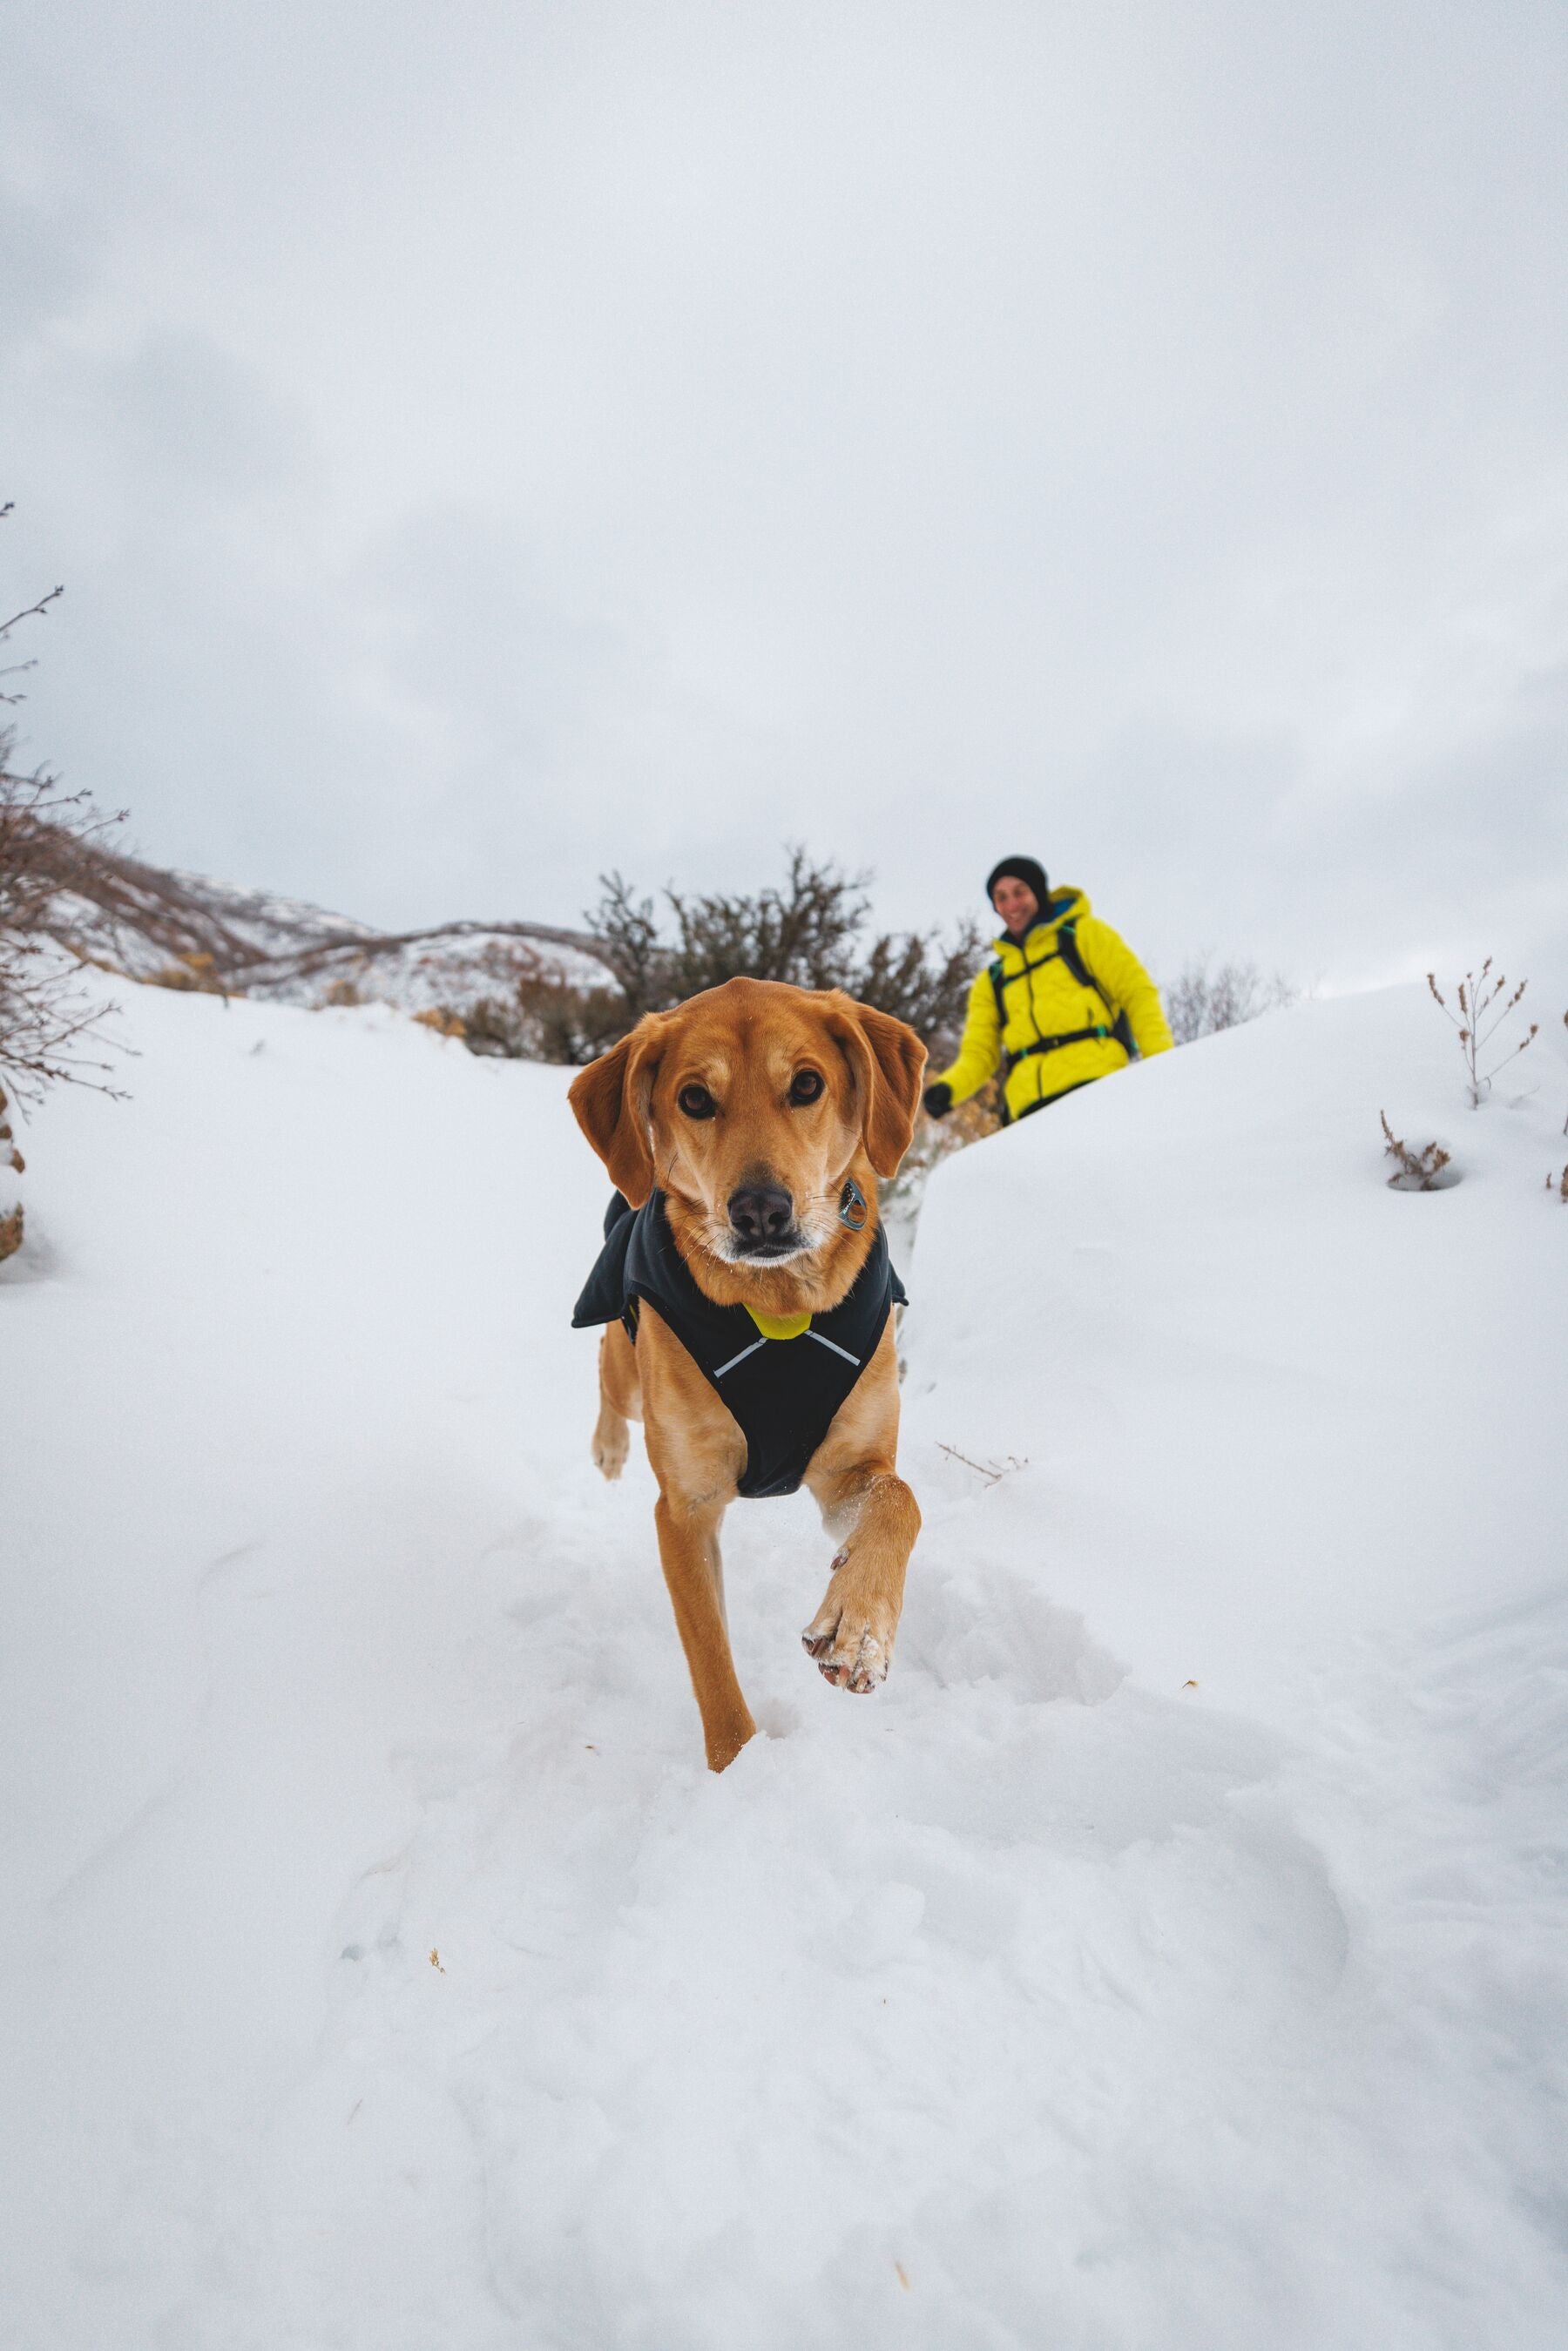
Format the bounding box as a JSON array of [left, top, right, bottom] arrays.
[[4, 1, 1566, 991]]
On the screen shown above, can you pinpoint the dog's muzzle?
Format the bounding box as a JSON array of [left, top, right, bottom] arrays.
[[727, 1183, 802, 1257]]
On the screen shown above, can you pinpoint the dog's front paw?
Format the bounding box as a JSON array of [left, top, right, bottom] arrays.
[[591, 1415, 628, 1481], [801, 1567, 894, 1696]]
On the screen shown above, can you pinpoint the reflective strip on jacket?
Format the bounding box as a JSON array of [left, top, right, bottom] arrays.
[[934, 887, 1173, 1123]]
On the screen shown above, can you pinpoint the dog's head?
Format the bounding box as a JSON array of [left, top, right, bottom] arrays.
[[568, 977, 927, 1265]]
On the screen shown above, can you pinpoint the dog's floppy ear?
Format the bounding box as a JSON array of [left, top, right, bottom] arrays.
[[825, 996, 928, 1179], [568, 1015, 667, 1206]]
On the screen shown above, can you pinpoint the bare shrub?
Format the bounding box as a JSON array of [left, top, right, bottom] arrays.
[[1547, 1165, 1567, 1204], [0, 510, 64, 705], [1, 748, 126, 1103], [144, 951, 233, 996], [1380, 1111, 1452, 1192], [479, 849, 983, 1068], [1, 510, 126, 1107], [0, 1078, 23, 1261], [1427, 963, 1537, 1106], [588, 849, 981, 1054], [459, 949, 633, 1064], [1164, 955, 1296, 1046]]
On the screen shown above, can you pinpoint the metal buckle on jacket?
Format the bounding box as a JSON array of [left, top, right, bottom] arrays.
[[838, 1178, 868, 1231]]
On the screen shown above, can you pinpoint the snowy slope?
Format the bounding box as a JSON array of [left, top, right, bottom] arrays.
[[3, 977, 1565, 2351], [907, 988, 1568, 1709]]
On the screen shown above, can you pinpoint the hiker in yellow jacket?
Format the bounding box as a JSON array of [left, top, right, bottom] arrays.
[[923, 856, 1173, 1126]]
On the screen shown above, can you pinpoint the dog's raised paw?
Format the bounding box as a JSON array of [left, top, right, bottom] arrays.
[[591, 1422, 629, 1481], [801, 1608, 889, 1696]]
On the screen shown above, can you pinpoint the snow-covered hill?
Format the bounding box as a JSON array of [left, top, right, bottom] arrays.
[[3, 977, 1565, 2350], [38, 831, 611, 1013]]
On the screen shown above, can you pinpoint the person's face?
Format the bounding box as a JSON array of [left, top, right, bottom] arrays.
[[991, 875, 1039, 936]]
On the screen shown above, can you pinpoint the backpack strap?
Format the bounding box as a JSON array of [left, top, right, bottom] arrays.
[[1053, 916, 1093, 993], [1003, 1026, 1111, 1071], [1055, 918, 1136, 1057], [988, 920, 1136, 1090], [987, 956, 1014, 1124]]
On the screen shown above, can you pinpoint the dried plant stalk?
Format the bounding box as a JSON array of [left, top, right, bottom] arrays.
[[1428, 962, 1538, 1105], [1380, 1111, 1451, 1192]]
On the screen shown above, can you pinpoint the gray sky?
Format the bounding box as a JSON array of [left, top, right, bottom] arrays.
[[5, 1, 1566, 992]]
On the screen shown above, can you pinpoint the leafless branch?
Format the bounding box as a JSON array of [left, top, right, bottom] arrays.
[[0, 584, 64, 643]]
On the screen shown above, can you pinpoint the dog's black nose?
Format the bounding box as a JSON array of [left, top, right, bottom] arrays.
[[727, 1185, 794, 1246]]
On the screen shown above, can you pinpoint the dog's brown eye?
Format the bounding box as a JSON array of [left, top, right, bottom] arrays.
[[789, 1069, 824, 1105], [678, 1083, 716, 1119]]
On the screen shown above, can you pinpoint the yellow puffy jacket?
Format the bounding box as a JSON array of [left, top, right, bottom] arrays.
[[934, 888, 1173, 1124]]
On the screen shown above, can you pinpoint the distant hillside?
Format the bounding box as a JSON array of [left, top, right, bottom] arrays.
[[35, 825, 614, 1024]]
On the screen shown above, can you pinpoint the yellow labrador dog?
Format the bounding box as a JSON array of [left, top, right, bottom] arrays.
[[569, 977, 926, 1771]]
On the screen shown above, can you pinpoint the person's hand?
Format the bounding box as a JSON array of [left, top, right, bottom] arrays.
[[923, 1080, 954, 1119]]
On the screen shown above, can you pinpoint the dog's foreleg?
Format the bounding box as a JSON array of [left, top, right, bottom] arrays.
[[653, 1494, 755, 1771], [591, 1326, 638, 1481], [801, 1463, 920, 1695], [592, 1396, 629, 1481]]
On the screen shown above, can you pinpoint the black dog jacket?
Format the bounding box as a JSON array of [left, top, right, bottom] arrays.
[[572, 1191, 907, 1499]]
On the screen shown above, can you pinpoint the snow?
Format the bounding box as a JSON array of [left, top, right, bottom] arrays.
[[3, 976, 1566, 2349]]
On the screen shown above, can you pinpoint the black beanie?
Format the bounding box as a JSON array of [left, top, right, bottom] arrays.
[[985, 855, 1050, 911]]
